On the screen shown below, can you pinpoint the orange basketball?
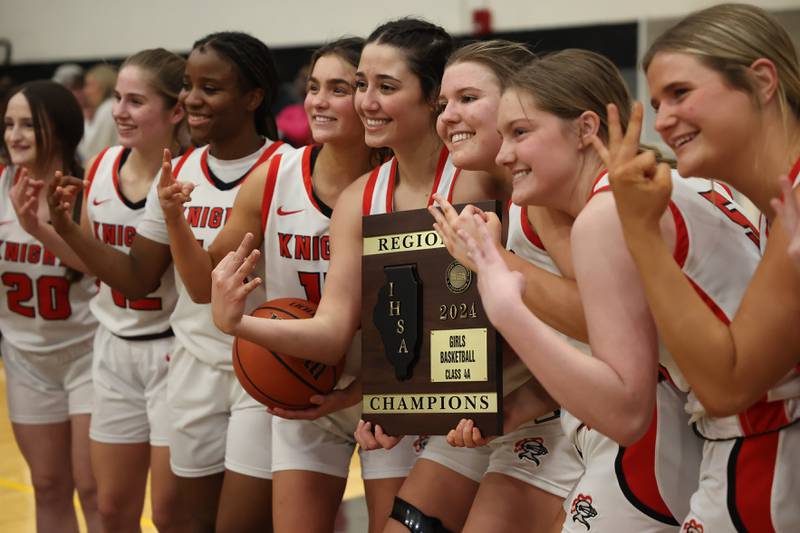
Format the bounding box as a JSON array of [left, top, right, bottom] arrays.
[[232, 298, 345, 409]]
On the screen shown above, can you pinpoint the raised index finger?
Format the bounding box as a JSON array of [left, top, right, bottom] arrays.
[[158, 149, 174, 188]]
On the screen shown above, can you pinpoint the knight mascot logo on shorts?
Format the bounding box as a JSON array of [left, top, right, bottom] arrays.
[[570, 493, 598, 530], [513, 436, 548, 466], [683, 519, 704, 533]]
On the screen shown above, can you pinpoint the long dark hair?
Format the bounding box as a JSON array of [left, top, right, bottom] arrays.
[[1, 80, 84, 177], [1, 81, 85, 281]]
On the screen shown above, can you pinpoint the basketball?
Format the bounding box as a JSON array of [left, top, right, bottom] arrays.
[[232, 298, 345, 410]]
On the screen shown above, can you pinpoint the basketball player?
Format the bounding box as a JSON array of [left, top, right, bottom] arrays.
[[11, 49, 189, 532], [47, 32, 289, 532], [425, 40, 586, 532], [459, 48, 771, 531], [159, 37, 417, 533], [210, 19, 511, 533], [356, 39, 586, 532], [1, 81, 100, 532], [597, 4, 800, 530]]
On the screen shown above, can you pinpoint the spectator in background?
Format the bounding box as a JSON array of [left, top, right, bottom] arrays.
[[52, 63, 87, 109], [79, 64, 117, 161], [275, 64, 312, 147]]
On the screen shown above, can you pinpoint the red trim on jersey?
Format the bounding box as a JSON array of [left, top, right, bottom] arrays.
[[0, 164, 5, 176], [111, 148, 126, 204], [789, 157, 800, 188], [587, 169, 610, 199], [718, 182, 734, 197], [362, 166, 381, 216], [520, 206, 545, 250], [366, 150, 454, 213], [261, 154, 282, 233], [668, 201, 689, 267], [199, 146, 218, 186], [615, 402, 678, 525], [199, 140, 283, 188], [84, 146, 111, 198], [446, 168, 461, 205], [686, 277, 730, 324], [737, 399, 791, 437], [171, 146, 196, 179], [428, 147, 449, 207], [263, 140, 285, 160], [731, 432, 779, 533], [658, 365, 679, 389], [301, 146, 323, 213], [385, 159, 398, 213]]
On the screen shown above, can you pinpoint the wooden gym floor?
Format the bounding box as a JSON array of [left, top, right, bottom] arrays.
[[0, 359, 368, 532]]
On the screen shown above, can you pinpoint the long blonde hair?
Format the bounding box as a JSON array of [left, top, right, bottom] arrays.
[[643, 3, 800, 129]]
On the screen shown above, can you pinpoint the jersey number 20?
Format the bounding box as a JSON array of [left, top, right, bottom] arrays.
[[1, 272, 71, 320]]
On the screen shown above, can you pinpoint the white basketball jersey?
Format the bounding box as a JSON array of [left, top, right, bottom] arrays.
[[84, 146, 177, 337], [262, 146, 331, 305], [362, 147, 460, 215], [592, 171, 786, 439], [136, 140, 290, 369], [0, 165, 97, 352], [741, 158, 800, 440], [505, 203, 591, 394], [261, 145, 362, 383]]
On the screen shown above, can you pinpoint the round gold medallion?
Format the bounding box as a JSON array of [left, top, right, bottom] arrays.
[[445, 261, 472, 294]]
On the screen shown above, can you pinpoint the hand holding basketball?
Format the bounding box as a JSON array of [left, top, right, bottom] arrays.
[[211, 232, 262, 335], [591, 102, 672, 242], [233, 298, 345, 410], [269, 377, 361, 420], [158, 149, 195, 222]]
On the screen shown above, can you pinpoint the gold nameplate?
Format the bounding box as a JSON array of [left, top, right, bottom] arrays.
[[430, 328, 488, 382], [363, 393, 498, 414], [363, 230, 445, 256]]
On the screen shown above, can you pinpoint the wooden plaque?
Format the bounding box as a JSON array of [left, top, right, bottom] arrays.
[[361, 201, 503, 436]]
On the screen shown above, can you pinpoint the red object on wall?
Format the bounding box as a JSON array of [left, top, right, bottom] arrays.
[[472, 8, 492, 36]]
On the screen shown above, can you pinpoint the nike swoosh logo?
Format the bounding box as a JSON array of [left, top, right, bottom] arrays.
[[92, 198, 111, 206], [277, 206, 303, 216]]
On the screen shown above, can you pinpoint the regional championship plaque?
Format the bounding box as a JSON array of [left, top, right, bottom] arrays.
[[361, 201, 503, 436]]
